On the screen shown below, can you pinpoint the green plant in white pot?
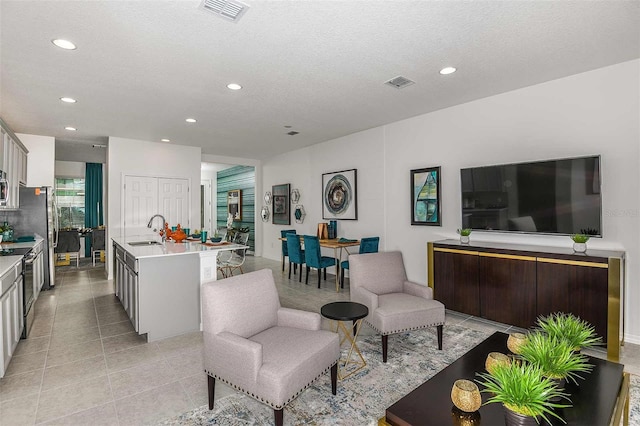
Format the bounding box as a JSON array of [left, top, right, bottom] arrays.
[[536, 312, 602, 352], [457, 228, 472, 244], [476, 361, 570, 425], [519, 331, 593, 388], [570, 234, 590, 253]]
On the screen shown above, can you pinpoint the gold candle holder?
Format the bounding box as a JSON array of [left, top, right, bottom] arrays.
[[485, 352, 511, 374], [451, 379, 482, 413], [507, 332, 527, 354]]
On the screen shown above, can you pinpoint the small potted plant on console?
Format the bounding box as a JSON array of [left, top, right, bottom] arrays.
[[457, 228, 472, 244], [570, 234, 590, 253]]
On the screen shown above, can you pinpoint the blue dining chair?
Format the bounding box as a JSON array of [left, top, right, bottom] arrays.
[[280, 229, 296, 272], [286, 233, 305, 282], [303, 235, 337, 288], [340, 237, 380, 288]]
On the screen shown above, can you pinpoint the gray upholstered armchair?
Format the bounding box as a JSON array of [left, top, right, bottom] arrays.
[[202, 269, 340, 426], [349, 251, 445, 362]]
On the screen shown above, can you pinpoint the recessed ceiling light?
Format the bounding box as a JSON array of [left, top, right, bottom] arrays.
[[60, 97, 77, 103], [65, 126, 77, 131], [161, 139, 171, 142], [52, 39, 77, 50], [227, 83, 242, 90], [439, 67, 457, 75], [185, 118, 197, 123]]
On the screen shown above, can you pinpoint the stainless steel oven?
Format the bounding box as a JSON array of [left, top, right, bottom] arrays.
[[22, 250, 36, 338]]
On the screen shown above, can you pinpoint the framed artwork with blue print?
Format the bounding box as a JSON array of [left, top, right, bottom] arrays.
[[322, 169, 357, 220], [411, 166, 441, 226]]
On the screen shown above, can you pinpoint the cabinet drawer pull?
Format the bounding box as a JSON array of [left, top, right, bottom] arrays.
[[433, 247, 478, 256], [536, 257, 608, 268], [478, 252, 536, 261]]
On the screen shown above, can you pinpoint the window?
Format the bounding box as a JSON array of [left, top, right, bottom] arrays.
[[55, 178, 85, 229]]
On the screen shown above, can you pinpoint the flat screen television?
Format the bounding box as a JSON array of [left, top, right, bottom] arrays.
[[460, 156, 602, 236]]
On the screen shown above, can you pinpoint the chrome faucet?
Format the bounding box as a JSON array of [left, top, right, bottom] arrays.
[[147, 214, 167, 242]]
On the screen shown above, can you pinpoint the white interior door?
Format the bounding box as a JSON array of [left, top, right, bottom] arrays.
[[124, 176, 158, 236], [158, 178, 189, 228]]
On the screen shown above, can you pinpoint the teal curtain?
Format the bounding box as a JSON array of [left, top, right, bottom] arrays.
[[84, 163, 104, 257]]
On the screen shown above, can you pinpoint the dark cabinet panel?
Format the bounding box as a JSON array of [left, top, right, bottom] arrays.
[[433, 250, 480, 316], [479, 255, 537, 328], [537, 260, 609, 342]]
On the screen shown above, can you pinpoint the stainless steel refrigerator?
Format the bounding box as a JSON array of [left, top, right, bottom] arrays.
[[4, 187, 57, 289]]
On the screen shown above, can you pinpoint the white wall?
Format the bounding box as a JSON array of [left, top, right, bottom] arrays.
[[16, 133, 55, 187], [260, 59, 640, 342], [55, 161, 85, 178], [107, 137, 202, 278]]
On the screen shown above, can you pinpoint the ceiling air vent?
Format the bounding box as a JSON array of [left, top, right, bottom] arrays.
[[287, 131, 299, 136], [385, 76, 415, 89], [200, 0, 249, 22]]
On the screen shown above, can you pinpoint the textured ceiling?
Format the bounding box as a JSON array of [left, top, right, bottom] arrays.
[[1, 1, 638, 160]]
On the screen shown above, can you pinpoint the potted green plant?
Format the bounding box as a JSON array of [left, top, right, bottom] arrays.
[[476, 362, 570, 425], [518, 331, 593, 388], [536, 312, 601, 352], [457, 228, 472, 244], [570, 234, 590, 253]]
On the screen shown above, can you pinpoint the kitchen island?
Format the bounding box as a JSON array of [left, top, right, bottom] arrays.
[[112, 236, 247, 342]]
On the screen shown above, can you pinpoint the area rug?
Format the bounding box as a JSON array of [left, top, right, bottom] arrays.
[[162, 324, 490, 425], [163, 325, 639, 425]]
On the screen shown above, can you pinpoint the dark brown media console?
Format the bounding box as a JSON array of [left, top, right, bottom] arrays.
[[427, 239, 624, 361]]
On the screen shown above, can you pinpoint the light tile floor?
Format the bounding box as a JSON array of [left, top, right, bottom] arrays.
[[0, 256, 636, 424]]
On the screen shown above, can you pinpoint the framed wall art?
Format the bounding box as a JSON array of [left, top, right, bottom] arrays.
[[272, 183, 290, 225], [227, 189, 242, 221], [322, 168, 357, 220], [411, 166, 441, 226]]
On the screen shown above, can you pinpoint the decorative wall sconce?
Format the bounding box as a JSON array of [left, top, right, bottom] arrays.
[[291, 188, 300, 204], [294, 204, 306, 224], [261, 206, 270, 222], [264, 191, 272, 205]]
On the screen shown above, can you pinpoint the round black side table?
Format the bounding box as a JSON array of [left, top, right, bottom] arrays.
[[321, 301, 368, 380]]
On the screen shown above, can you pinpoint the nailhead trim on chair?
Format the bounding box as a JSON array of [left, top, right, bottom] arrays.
[[205, 359, 339, 410], [365, 320, 445, 336]]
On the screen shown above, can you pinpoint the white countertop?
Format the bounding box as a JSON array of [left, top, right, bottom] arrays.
[[0, 236, 44, 251], [112, 235, 247, 259]]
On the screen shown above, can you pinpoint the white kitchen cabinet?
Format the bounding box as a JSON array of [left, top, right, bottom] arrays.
[[112, 240, 199, 342], [0, 259, 23, 378], [114, 243, 139, 331], [0, 118, 28, 209]]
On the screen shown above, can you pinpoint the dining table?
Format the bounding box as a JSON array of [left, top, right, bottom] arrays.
[[279, 236, 360, 292]]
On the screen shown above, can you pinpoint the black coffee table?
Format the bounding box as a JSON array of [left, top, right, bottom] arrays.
[[382, 331, 628, 426], [321, 301, 368, 380]]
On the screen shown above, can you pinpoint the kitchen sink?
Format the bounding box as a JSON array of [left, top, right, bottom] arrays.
[[128, 240, 163, 246]]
